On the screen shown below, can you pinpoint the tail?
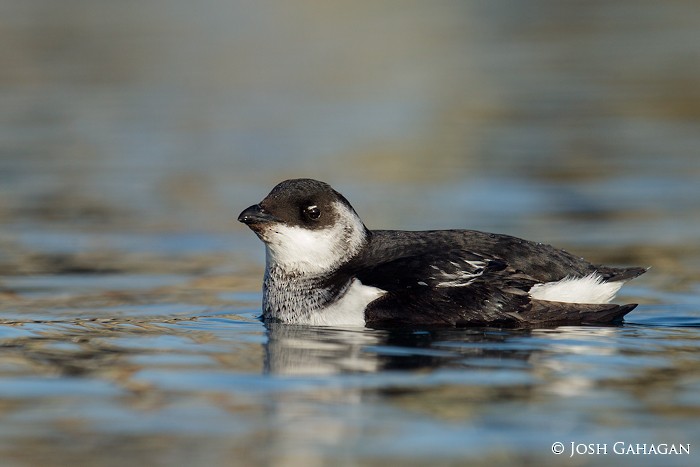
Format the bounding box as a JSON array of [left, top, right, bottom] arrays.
[[520, 300, 638, 326], [597, 266, 648, 282]]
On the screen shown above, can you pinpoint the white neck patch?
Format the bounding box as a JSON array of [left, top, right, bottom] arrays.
[[264, 201, 367, 276], [291, 279, 385, 326]]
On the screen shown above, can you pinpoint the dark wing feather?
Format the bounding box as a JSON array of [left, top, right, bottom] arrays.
[[520, 301, 637, 325], [363, 230, 646, 284], [351, 250, 537, 327], [345, 229, 644, 328], [354, 249, 515, 291], [594, 266, 648, 282], [365, 277, 638, 327]]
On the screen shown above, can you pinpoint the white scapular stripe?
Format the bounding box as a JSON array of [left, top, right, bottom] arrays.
[[436, 270, 484, 288]]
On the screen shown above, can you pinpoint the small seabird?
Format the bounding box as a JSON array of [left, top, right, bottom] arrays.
[[238, 179, 646, 328]]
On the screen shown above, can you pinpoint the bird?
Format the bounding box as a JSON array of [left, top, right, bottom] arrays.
[[238, 178, 646, 328]]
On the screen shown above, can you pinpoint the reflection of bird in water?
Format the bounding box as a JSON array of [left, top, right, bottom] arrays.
[[264, 324, 539, 376], [264, 324, 383, 375], [240, 179, 646, 327]]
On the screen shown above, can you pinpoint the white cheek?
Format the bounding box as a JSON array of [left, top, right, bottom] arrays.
[[264, 202, 367, 275]]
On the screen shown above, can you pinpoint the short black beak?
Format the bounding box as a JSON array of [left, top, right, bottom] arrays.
[[238, 204, 277, 225]]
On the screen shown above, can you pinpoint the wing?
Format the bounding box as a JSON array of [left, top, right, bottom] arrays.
[[363, 229, 646, 284], [355, 248, 531, 292], [352, 249, 637, 328], [343, 229, 643, 328], [352, 249, 537, 327]]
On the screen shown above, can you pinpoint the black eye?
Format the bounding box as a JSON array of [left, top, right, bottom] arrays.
[[303, 205, 321, 220]]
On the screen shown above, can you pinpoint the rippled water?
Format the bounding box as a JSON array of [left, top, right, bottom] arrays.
[[1, 1, 700, 466]]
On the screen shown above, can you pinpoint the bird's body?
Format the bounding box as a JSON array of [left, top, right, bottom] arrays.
[[239, 179, 645, 328]]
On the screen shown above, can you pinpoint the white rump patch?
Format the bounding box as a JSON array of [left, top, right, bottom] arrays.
[[529, 273, 624, 304], [295, 279, 385, 327]]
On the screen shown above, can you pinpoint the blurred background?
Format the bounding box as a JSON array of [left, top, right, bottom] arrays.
[[1, 0, 698, 260], [1, 1, 700, 466]]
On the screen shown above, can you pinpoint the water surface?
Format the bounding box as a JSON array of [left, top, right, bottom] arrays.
[[1, 1, 699, 465]]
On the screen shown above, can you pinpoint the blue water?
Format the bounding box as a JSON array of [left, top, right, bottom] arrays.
[[1, 1, 700, 465]]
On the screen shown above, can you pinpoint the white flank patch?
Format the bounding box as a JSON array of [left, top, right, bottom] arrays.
[[295, 279, 386, 326], [264, 202, 366, 275], [529, 273, 624, 304]]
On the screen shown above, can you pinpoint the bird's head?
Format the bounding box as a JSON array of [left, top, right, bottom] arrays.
[[238, 179, 368, 276]]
